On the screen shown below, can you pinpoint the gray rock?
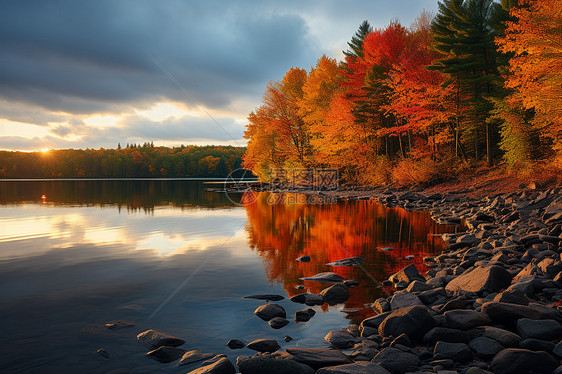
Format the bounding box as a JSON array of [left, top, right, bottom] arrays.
[[538, 257, 562, 277], [389, 292, 423, 309], [433, 341, 473, 362], [553, 341, 562, 357], [295, 308, 316, 322], [360, 312, 391, 330], [493, 289, 529, 305], [419, 288, 447, 305], [406, 280, 433, 293], [237, 352, 314, 374], [268, 317, 289, 329], [445, 265, 512, 294], [469, 337, 504, 359], [519, 338, 555, 352], [226, 339, 245, 349], [389, 264, 424, 284], [179, 350, 216, 365], [327, 257, 365, 266], [423, 327, 471, 345], [371, 298, 391, 314], [378, 305, 435, 341], [300, 272, 344, 283], [482, 301, 562, 323], [96, 348, 109, 358], [317, 362, 390, 374], [324, 330, 359, 349], [290, 293, 324, 306], [201, 354, 227, 366], [137, 329, 185, 349], [517, 318, 562, 340], [480, 326, 521, 347], [296, 255, 311, 262], [444, 310, 492, 330], [187, 357, 235, 374], [320, 284, 349, 305], [372, 347, 420, 374], [246, 339, 280, 353], [348, 342, 380, 361], [254, 303, 286, 321], [243, 294, 284, 301], [490, 348, 558, 374], [286, 348, 352, 368]]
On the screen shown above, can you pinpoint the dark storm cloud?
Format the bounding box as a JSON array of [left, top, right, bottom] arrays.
[[0, 0, 318, 114]]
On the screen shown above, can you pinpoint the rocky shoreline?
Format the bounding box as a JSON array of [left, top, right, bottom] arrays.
[[134, 186, 562, 373]]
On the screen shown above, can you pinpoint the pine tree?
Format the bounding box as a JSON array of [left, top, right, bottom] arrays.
[[343, 20, 372, 58]]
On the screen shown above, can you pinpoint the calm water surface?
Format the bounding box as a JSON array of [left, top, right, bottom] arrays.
[[0, 180, 458, 373]]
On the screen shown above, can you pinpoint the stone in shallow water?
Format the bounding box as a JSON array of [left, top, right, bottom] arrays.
[[295, 308, 316, 322], [296, 255, 311, 262], [320, 284, 349, 305], [237, 352, 314, 374], [300, 272, 344, 283], [137, 329, 185, 349], [179, 350, 216, 365], [290, 293, 324, 306], [187, 356, 236, 374], [285, 348, 352, 368], [316, 361, 389, 374], [324, 330, 358, 349], [268, 317, 289, 329], [254, 303, 286, 321], [243, 294, 285, 301], [146, 346, 186, 363], [246, 339, 280, 353], [327, 257, 365, 266], [226, 339, 245, 349]]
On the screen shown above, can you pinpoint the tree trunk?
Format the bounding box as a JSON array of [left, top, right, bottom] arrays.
[[486, 122, 493, 167], [399, 133, 405, 158]]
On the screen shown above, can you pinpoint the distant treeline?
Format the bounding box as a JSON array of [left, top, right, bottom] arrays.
[[0, 144, 245, 178]]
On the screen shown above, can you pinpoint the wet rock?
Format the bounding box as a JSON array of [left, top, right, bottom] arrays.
[[493, 289, 529, 305], [290, 293, 324, 306], [378, 305, 434, 341], [389, 291, 423, 309], [137, 329, 185, 349], [300, 272, 344, 283], [254, 303, 286, 321], [490, 348, 558, 374], [246, 339, 280, 353], [371, 298, 391, 314], [324, 330, 359, 349], [201, 354, 227, 366], [320, 283, 349, 305], [433, 341, 473, 362], [516, 318, 562, 340], [316, 362, 390, 374], [179, 350, 215, 365], [327, 257, 365, 266], [423, 327, 471, 345], [243, 294, 285, 301], [389, 264, 424, 284], [372, 347, 420, 374], [469, 337, 504, 359], [360, 312, 391, 330], [519, 338, 555, 352], [187, 356, 236, 374], [444, 310, 492, 330], [283, 336, 293, 342], [295, 308, 316, 322], [237, 352, 314, 374], [285, 348, 352, 368], [146, 346, 186, 363], [480, 326, 521, 347], [445, 265, 512, 294], [226, 339, 245, 349], [343, 279, 360, 287], [268, 317, 289, 329], [296, 255, 311, 262]]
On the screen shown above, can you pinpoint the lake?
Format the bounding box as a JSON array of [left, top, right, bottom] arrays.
[[0, 179, 458, 373]]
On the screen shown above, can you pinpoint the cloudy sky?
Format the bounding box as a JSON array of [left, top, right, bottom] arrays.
[[0, 0, 438, 151]]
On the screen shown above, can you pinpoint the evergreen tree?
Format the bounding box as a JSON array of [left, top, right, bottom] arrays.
[[343, 20, 372, 58]]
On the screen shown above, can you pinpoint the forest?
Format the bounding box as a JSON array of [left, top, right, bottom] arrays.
[[243, 0, 561, 186], [0, 144, 244, 178]]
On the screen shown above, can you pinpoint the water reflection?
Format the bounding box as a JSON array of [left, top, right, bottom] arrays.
[[244, 192, 458, 321]]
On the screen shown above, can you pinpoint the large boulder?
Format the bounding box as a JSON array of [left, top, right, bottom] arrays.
[[372, 347, 420, 374], [516, 318, 562, 340], [286, 348, 351, 369], [378, 305, 434, 341], [187, 356, 236, 374], [254, 303, 286, 321], [389, 264, 424, 284], [445, 265, 512, 294], [137, 329, 185, 349], [320, 284, 349, 306], [480, 326, 522, 347], [433, 341, 473, 362], [246, 339, 280, 353], [389, 292, 423, 310], [490, 348, 558, 374], [444, 309, 492, 330], [324, 330, 359, 349], [237, 352, 314, 374]]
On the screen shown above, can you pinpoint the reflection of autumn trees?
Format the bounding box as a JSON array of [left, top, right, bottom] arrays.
[[244, 192, 457, 321]]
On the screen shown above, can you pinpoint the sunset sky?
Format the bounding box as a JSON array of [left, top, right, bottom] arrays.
[[0, 0, 437, 151]]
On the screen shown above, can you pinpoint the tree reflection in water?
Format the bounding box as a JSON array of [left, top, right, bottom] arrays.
[[244, 192, 460, 322]]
